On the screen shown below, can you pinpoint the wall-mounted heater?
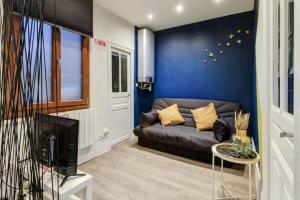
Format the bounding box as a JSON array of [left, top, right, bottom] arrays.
[[138, 29, 155, 91]]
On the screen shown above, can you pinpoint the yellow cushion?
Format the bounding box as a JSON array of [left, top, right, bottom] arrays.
[[191, 103, 218, 131], [157, 104, 185, 126]]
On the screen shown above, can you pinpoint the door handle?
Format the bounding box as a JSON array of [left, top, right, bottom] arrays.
[[280, 132, 294, 138]]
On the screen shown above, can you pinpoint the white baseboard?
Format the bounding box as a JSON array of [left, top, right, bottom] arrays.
[[78, 138, 111, 165], [111, 134, 129, 146]]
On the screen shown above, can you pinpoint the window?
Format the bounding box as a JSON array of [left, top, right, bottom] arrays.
[[60, 29, 83, 101], [112, 52, 120, 92], [51, 28, 89, 112], [22, 20, 53, 104], [16, 17, 90, 113], [272, 0, 294, 115], [121, 55, 128, 92], [287, 0, 294, 114], [111, 51, 128, 93], [273, 0, 280, 107]]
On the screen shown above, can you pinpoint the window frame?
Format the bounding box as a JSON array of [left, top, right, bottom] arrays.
[[13, 16, 90, 113], [50, 27, 90, 112]]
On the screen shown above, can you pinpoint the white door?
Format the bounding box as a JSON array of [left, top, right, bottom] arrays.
[[294, 1, 300, 200], [269, 0, 295, 199], [109, 46, 131, 146]]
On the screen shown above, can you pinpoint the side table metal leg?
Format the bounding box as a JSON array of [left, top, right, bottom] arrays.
[[83, 184, 93, 200], [249, 164, 252, 200], [212, 153, 215, 200], [221, 158, 224, 196]]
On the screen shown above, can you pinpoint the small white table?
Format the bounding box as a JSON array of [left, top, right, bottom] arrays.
[[43, 170, 93, 200], [211, 144, 260, 200]]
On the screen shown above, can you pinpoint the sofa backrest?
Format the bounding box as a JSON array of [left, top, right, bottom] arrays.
[[152, 98, 241, 133]]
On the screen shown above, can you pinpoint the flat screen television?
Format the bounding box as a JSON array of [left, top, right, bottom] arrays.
[[37, 114, 79, 177]]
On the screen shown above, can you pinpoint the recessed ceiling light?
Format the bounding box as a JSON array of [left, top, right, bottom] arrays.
[[214, 0, 223, 3], [147, 13, 153, 20], [176, 4, 184, 13]]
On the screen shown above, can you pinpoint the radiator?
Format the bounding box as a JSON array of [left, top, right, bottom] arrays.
[[59, 108, 95, 149]]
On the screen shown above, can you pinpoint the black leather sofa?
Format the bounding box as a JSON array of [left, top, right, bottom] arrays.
[[133, 98, 241, 163]]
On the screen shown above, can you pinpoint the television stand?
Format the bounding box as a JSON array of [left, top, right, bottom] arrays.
[[43, 170, 93, 200], [60, 173, 86, 187]]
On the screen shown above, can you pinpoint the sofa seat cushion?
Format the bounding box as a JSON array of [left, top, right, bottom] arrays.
[[139, 123, 219, 152]]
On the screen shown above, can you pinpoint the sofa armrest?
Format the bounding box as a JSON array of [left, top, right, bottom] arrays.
[[133, 125, 143, 137], [140, 110, 158, 128]]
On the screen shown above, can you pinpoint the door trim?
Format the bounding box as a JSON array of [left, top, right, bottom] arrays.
[[294, 1, 300, 199], [107, 42, 134, 146], [260, 0, 271, 199]]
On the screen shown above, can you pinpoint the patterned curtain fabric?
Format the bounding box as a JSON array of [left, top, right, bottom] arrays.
[[0, 0, 57, 199]]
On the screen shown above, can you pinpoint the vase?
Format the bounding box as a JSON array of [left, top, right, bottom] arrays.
[[237, 130, 250, 144]]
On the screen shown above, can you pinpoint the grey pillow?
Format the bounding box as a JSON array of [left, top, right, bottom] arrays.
[[141, 110, 158, 128]]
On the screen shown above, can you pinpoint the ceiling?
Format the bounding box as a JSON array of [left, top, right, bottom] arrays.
[[94, 0, 254, 31]]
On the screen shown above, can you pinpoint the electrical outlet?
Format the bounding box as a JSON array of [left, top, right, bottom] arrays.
[[103, 128, 109, 136], [97, 129, 109, 141]]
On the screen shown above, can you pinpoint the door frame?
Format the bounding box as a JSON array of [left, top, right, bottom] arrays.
[[261, 0, 300, 199], [107, 41, 134, 146], [294, 1, 300, 199], [260, 0, 271, 199]]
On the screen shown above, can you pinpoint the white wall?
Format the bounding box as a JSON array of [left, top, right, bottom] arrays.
[[76, 2, 135, 164]]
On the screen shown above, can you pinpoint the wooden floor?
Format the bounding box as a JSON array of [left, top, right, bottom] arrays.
[[79, 139, 251, 200]]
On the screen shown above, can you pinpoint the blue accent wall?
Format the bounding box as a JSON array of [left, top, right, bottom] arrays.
[[252, 0, 259, 151], [134, 11, 258, 147]]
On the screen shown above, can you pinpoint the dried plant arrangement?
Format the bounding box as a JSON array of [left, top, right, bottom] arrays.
[[234, 111, 251, 145], [235, 111, 250, 131]]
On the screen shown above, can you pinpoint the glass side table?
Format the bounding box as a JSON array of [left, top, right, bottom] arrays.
[[211, 143, 260, 200]]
